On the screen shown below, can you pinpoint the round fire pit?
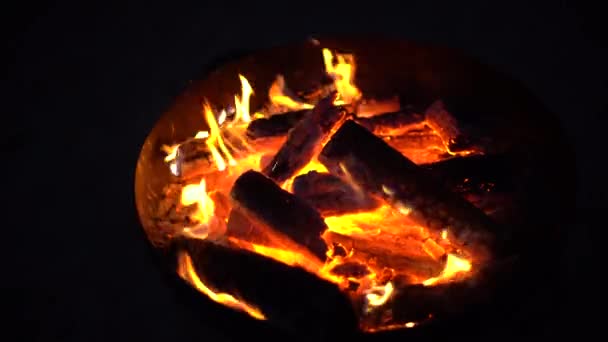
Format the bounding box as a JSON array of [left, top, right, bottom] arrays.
[[135, 37, 573, 340]]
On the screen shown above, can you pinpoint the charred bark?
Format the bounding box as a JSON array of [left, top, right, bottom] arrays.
[[246, 109, 310, 139], [292, 171, 380, 216], [354, 110, 425, 136], [174, 238, 358, 339], [382, 127, 445, 150], [319, 120, 505, 261], [262, 92, 348, 183], [230, 170, 329, 260]]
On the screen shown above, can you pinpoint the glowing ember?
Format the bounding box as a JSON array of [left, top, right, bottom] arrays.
[[365, 281, 394, 307], [177, 251, 266, 320], [422, 254, 473, 286]]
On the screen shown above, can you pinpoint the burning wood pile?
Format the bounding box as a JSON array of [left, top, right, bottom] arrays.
[[149, 48, 511, 334]]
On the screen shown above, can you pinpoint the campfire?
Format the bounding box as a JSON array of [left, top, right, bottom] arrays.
[[136, 41, 525, 335]]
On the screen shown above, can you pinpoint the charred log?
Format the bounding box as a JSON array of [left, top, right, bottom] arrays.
[[230, 170, 329, 260], [424, 100, 477, 152], [382, 127, 445, 150], [319, 120, 505, 261], [173, 139, 214, 179], [246, 109, 310, 139], [175, 238, 358, 339], [323, 231, 445, 280], [354, 110, 425, 136], [292, 171, 380, 216], [358, 279, 490, 331], [262, 92, 348, 183]]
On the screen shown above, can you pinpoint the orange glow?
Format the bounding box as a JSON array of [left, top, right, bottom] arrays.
[[323, 48, 362, 105], [365, 281, 394, 307], [180, 178, 215, 226], [281, 159, 328, 191], [177, 251, 266, 320], [269, 75, 314, 111], [203, 102, 236, 171], [422, 253, 472, 286]]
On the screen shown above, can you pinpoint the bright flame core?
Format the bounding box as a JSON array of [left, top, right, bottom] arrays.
[[323, 48, 362, 105]]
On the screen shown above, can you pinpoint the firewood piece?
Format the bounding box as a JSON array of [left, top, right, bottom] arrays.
[[176, 238, 358, 339], [329, 261, 372, 278], [424, 100, 476, 152], [173, 139, 214, 179], [292, 171, 380, 216], [323, 231, 445, 280], [421, 153, 516, 194], [246, 109, 310, 139], [382, 127, 445, 151], [358, 280, 489, 332], [319, 120, 503, 261], [354, 110, 425, 136], [230, 170, 329, 260], [262, 92, 347, 183]]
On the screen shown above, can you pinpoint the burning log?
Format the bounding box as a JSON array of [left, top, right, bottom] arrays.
[[358, 280, 489, 331], [319, 120, 503, 261], [230, 170, 329, 260], [323, 231, 445, 280], [173, 138, 214, 179], [424, 100, 475, 152], [245, 109, 310, 139], [421, 153, 516, 194], [292, 171, 380, 216], [354, 110, 425, 136], [382, 127, 445, 150], [262, 92, 348, 183], [176, 238, 358, 339]]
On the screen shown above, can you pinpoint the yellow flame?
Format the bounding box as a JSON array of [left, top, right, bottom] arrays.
[[422, 253, 472, 286], [234, 74, 253, 123], [180, 178, 215, 225], [161, 144, 179, 163], [322, 48, 361, 105], [268, 75, 314, 111], [203, 102, 236, 171], [365, 281, 394, 307], [177, 251, 266, 320]]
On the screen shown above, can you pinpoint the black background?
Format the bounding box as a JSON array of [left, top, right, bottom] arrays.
[[7, 1, 604, 341]]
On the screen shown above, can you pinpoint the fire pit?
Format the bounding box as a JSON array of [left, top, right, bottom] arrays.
[[135, 37, 573, 339]]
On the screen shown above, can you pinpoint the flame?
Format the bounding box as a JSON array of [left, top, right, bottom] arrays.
[[323, 48, 362, 105], [268, 75, 314, 111], [203, 102, 236, 171], [177, 251, 266, 320], [365, 281, 394, 307], [422, 253, 472, 286], [180, 178, 215, 227], [234, 74, 253, 124]]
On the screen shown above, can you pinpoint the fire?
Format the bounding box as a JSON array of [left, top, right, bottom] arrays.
[[234, 74, 254, 123], [323, 48, 362, 105], [422, 253, 472, 286], [269, 75, 314, 111], [156, 46, 486, 333], [177, 251, 266, 320]]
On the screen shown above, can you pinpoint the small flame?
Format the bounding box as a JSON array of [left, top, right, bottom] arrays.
[[180, 178, 215, 226], [365, 281, 394, 307], [203, 102, 236, 171], [441, 229, 448, 240], [422, 253, 472, 286], [234, 74, 253, 124], [161, 144, 179, 163], [268, 75, 314, 111], [177, 251, 266, 320], [322, 48, 361, 105]]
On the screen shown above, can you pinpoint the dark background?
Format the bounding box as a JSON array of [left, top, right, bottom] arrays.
[[7, 0, 604, 341]]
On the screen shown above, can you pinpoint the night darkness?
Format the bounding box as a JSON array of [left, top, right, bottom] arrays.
[[7, 1, 604, 341]]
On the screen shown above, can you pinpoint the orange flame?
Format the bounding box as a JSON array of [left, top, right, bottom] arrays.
[[422, 253, 472, 286], [203, 102, 236, 171], [365, 281, 394, 307], [323, 48, 362, 105], [180, 178, 214, 226], [234, 74, 253, 124], [177, 251, 266, 320], [268, 75, 314, 111]]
